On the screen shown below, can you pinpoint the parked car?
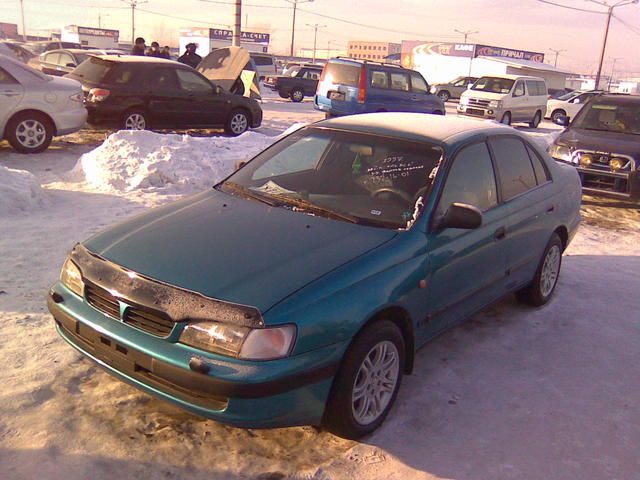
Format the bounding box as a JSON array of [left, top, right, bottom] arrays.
[[545, 90, 602, 123], [549, 93, 640, 200], [315, 58, 445, 118], [458, 75, 548, 127], [48, 114, 581, 439], [548, 87, 574, 99], [430, 76, 478, 102], [65, 55, 262, 135], [249, 52, 277, 80], [0, 41, 35, 63], [264, 64, 322, 102], [28, 49, 120, 77], [24, 40, 82, 56], [0, 54, 86, 153]]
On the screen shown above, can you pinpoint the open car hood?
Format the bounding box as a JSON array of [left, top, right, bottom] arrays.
[[197, 46, 261, 99]]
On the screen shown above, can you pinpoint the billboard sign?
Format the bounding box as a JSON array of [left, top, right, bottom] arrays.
[[209, 29, 270, 44], [474, 44, 544, 63], [0, 22, 19, 39]]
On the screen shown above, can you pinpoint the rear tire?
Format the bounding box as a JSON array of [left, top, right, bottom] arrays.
[[516, 233, 563, 306], [122, 109, 149, 130], [529, 110, 541, 128], [500, 112, 512, 126], [6, 111, 53, 153], [225, 109, 250, 136], [290, 88, 304, 103], [551, 109, 566, 123], [322, 320, 405, 440]]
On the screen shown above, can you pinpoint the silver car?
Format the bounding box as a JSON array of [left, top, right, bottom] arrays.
[[0, 54, 87, 153]]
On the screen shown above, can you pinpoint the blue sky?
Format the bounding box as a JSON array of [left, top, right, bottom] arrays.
[[2, 0, 639, 76]]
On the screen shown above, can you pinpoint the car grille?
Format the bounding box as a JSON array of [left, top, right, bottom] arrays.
[[85, 282, 175, 337], [468, 98, 490, 107], [576, 150, 634, 172]]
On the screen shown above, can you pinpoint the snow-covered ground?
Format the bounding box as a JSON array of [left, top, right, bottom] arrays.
[[1, 100, 639, 480]]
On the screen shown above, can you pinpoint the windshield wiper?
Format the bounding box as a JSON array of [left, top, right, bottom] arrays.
[[267, 194, 360, 224], [219, 181, 279, 206]]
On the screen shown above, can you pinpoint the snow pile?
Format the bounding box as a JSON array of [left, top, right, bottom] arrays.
[[0, 165, 48, 215], [70, 130, 277, 194]]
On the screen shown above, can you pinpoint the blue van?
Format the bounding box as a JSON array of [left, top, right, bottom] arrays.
[[314, 58, 445, 118]]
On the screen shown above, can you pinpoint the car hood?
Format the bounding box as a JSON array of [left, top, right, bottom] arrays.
[[556, 128, 640, 160], [461, 90, 505, 100], [82, 189, 398, 314]]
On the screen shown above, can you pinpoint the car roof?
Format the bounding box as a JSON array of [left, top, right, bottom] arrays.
[[329, 57, 407, 70], [90, 54, 177, 64], [479, 74, 544, 81], [316, 113, 513, 145], [592, 93, 640, 105]]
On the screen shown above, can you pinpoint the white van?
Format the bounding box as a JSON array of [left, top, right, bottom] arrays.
[[249, 52, 277, 80], [458, 74, 547, 128]]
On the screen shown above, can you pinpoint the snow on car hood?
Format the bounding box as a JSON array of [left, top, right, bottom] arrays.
[[82, 188, 398, 314]]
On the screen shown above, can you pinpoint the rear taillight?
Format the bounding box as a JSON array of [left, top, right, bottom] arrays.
[[87, 88, 110, 102], [357, 65, 367, 104]]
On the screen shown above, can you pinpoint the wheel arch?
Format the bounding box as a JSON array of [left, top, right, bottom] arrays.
[[4, 109, 57, 137], [553, 225, 569, 251]]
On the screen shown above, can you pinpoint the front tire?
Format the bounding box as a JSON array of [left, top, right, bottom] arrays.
[[437, 90, 450, 102], [551, 109, 566, 123], [516, 233, 563, 306], [529, 110, 541, 128], [323, 320, 405, 439], [6, 112, 53, 153], [500, 112, 512, 126], [225, 109, 250, 136], [290, 88, 304, 103]]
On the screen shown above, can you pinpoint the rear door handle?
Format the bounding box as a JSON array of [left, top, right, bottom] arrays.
[[494, 226, 506, 240], [546, 205, 555, 213], [1, 91, 20, 97]]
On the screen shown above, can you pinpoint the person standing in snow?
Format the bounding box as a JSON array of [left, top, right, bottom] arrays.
[[131, 37, 146, 56], [147, 41, 163, 58], [177, 43, 202, 69], [160, 46, 171, 59]]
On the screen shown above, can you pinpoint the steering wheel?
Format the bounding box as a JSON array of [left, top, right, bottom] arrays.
[[371, 187, 414, 204]]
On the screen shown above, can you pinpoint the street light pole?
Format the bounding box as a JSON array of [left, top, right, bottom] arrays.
[[286, 0, 314, 57], [232, 0, 241, 46], [19, 0, 27, 41], [306, 23, 326, 62], [455, 29, 478, 77], [549, 48, 567, 67], [608, 57, 623, 91], [121, 0, 148, 46], [586, 0, 639, 89]]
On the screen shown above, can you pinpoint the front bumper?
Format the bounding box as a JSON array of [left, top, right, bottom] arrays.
[[54, 106, 88, 135], [457, 103, 499, 120], [555, 159, 639, 200], [48, 283, 346, 428]]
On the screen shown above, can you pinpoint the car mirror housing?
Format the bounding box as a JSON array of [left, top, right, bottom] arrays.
[[553, 115, 570, 127], [436, 203, 483, 231]]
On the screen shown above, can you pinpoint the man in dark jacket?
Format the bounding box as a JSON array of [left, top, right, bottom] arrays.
[[147, 41, 163, 57], [160, 46, 171, 59], [131, 37, 146, 56], [177, 43, 202, 68]]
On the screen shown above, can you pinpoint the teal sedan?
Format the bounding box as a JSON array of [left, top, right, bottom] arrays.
[[48, 114, 581, 439]]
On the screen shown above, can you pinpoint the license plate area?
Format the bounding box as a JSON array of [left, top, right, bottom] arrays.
[[329, 91, 345, 101]]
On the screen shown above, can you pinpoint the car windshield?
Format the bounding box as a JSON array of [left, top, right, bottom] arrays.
[[471, 77, 515, 94], [572, 101, 640, 135], [221, 127, 443, 229]]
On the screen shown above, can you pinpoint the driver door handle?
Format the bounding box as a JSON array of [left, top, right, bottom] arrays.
[[494, 226, 506, 240], [1, 91, 20, 97]]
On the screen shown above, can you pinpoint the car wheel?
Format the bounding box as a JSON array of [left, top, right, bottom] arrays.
[[323, 320, 404, 439], [290, 88, 304, 103], [437, 90, 450, 102], [529, 111, 541, 128], [122, 110, 148, 130], [551, 109, 566, 123], [516, 233, 563, 306], [225, 109, 250, 136], [500, 112, 512, 126], [6, 112, 53, 154]]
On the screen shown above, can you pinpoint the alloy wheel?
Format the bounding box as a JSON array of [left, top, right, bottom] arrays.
[[230, 113, 248, 134], [351, 340, 400, 426], [540, 245, 561, 297], [292, 90, 304, 102], [16, 119, 46, 149], [124, 113, 146, 130]]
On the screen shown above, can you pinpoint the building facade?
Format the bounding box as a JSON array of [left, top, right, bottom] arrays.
[[61, 25, 119, 49], [347, 41, 401, 61]]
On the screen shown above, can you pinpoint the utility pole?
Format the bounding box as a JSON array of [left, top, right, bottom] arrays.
[[306, 23, 326, 62], [455, 29, 478, 77], [586, 0, 638, 89], [232, 0, 241, 46], [549, 48, 567, 67], [19, 0, 27, 41], [286, 0, 314, 57], [608, 57, 623, 91], [98, 13, 110, 29], [121, 0, 148, 46]]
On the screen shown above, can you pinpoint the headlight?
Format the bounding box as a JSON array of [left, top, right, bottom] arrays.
[[579, 153, 593, 167], [179, 322, 296, 360], [430, 86, 437, 94], [488, 100, 502, 108], [549, 144, 572, 162], [609, 157, 625, 171], [60, 257, 84, 297], [459, 97, 469, 105]]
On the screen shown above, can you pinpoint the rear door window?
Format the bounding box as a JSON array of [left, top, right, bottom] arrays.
[[410, 72, 429, 94], [323, 62, 360, 86], [0, 67, 18, 84], [110, 65, 137, 85], [370, 70, 388, 89], [390, 72, 410, 91], [490, 136, 537, 200], [149, 68, 180, 91]]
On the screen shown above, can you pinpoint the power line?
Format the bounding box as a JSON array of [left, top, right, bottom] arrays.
[[197, 0, 290, 8], [534, 0, 606, 14], [613, 13, 640, 35], [137, 7, 230, 27]]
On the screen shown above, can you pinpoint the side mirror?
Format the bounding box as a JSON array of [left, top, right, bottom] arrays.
[[235, 160, 248, 170], [553, 115, 570, 127], [436, 203, 483, 230]]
